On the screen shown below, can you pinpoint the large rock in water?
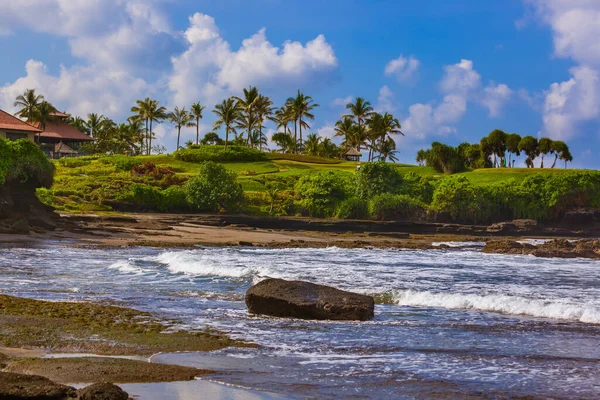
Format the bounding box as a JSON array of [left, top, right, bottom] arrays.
[[0, 371, 76, 399], [245, 278, 374, 321]]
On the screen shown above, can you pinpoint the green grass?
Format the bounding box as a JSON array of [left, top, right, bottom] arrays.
[[46, 153, 596, 214]]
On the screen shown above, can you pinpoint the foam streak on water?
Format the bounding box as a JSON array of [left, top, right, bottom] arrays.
[[1, 242, 599, 399]]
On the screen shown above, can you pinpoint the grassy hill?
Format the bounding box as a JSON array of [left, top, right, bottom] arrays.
[[41, 153, 594, 215]]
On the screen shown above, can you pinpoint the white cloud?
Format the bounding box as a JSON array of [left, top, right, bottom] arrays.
[[169, 13, 338, 107], [402, 59, 508, 138], [317, 124, 337, 140], [384, 55, 420, 82], [375, 85, 396, 113], [527, 0, 600, 140], [481, 83, 513, 117], [331, 96, 352, 108]]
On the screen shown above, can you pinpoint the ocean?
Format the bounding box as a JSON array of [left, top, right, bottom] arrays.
[[1, 242, 599, 399]]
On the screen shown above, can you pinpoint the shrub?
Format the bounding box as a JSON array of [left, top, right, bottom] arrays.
[[126, 184, 188, 212], [355, 162, 403, 199], [57, 158, 90, 168], [35, 187, 53, 206], [185, 161, 244, 212], [174, 146, 268, 163], [3, 139, 54, 187], [266, 153, 341, 164], [98, 156, 142, 171], [295, 171, 351, 217], [369, 194, 425, 220], [337, 197, 369, 219], [399, 172, 435, 204], [131, 162, 175, 180], [431, 176, 490, 223]]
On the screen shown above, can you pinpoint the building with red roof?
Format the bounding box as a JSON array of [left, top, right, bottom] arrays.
[[37, 111, 94, 158], [0, 109, 42, 142]]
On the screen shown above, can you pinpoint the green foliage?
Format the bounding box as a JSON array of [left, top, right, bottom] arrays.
[[420, 142, 468, 174], [126, 184, 188, 212], [2, 139, 54, 187], [355, 162, 403, 199], [35, 187, 54, 206], [398, 172, 435, 204], [369, 194, 425, 221], [174, 146, 268, 163], [431, 176, 490, 223], [336, 197, 369, 219], [295, 171, 351, 217], [266, 152, 341, 164], [99, 156, 142, 171], [57, 158, 91, 168], [184, 161, 244, 212]]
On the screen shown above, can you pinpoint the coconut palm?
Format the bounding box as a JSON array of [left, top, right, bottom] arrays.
[[271, 132, 295, 153], [213, 98, 241, 150], [287, 90, 319, 153], [319, 138, 339, 159], [234, 86, 260, 145], [378, 112, 403, 161], [335, 117, 366, 152], [236, 112, 260, 148], [344, 97, 374, 135], [304, 133, 321, 156], [168, 107, 195, 151], [366, 112, 385, 161], [254, 95, 274, 151], [130, 98, 152, 154], [68, 116, 89, 135], [190, 101, 206, 145], [378, 137, 399, 162], [146, 100, 167, 155], [85, 113, 106, 138], [270, 106, 293, 137], [14, 89, 44, 122], [250, 129, 268, 150]]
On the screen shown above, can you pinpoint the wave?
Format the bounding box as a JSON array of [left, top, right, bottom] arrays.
[[388, 289, 600, 324], [108, 261, 147, 275], [154, 251, 270, 278]]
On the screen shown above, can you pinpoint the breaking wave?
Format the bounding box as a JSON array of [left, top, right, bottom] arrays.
[[154, 251, 270, 278], [389, 289, 600, 324]]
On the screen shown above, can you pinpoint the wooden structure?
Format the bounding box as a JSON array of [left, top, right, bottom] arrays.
[[343, 147, 362, 162], [0, 109, 41, 142], [37, 112, 94, 158]]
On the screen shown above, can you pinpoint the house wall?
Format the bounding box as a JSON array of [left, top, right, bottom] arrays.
[[0, 129, 36, 142]]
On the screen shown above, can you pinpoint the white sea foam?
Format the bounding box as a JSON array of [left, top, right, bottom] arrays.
[[154, 251, 269, 278], [392, 289, 600, 324], [431, 241, 486, 247], [108, 261, 147, 275]]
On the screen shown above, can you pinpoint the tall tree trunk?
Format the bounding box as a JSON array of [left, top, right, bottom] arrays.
[[551, 154, 558, 168], [148, 120, 153, 155], [196, 118, 200, 145], [177, 126, 181, 151], [299, 117, 303, 149], [541, 155, 544, 169], [144, 119, 148, 155], [259, 123, 263, 151], [225, 126, 229, 150], [294, 120, 298, 154]]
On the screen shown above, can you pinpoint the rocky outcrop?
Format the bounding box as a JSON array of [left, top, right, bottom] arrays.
[[77, 383, 129, 400], [483, 239, 600, 259], [0, 371, 76, 399], [246, 278, 375, 321], [0, 182, 59, 234]]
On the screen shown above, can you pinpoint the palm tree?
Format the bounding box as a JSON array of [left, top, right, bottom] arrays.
[[287, 90, 319, 153], [68, 116, 89, 135], [250, 129, 268, 150], [379, 112, 403, 161], [236, 112, 260, 148], [335, 117, 366, 152], [213, 98, 241, 150], [147, 100, 167, 155], [33, 101, 57, 130], [366, 112, 385, 161], [344, 97, 374, 136], [320, 138, 339, 159], [14, 89, 44, 122], [271, 132, 294, 153], [378, 137, 399, 162], [85, 113, 105, 138], [168, 106, 195, 151], [270, 106, 292, 136], [234, 86, 260, 145], [254, 95, 274, 151], [190, 101, 206, 145], [130, 98, 152, 154], [304, 133, 321, 156]]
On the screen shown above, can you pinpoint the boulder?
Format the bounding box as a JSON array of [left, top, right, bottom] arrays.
[[0, 371, 76, 399], [246, 278, 374, 321], [77, 383, 129, 400]]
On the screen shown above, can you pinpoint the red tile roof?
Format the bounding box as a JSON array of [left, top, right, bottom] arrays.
[[38, 120, 94, 141], [50, 111, 70, 118], [55, 142, 78, 154], [0, 109, 42, 133]]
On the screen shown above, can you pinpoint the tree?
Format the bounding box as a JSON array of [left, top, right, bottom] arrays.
[[287, 90, 318, 152], [335, 117, 366, 152], [379, 112, 403, 161], [378, 137, 399, 162], [190, 102, 206, 145], [250, 129, 268, 150], [518, 136, 539, 168], [538, 137, 552, 168], [14, 89, 44, 122], [236, 112, 260, 148], [486, 129, 507, 167], [355, 162, 403, 199], [168, 106, 195, 151], [130, 98, 152, 154], [85, 113, 105, 138], [416, 150, 427, 166], [254, 95, 274, 151], [213, 98, 240, 150], [344, 97, 373, 141], [556, 142, 573, 168], [505, 133, 522, 167], [549, 140, 567, 168], [304, 133, 321, 156], [319, 138, 340, 159], [271, 106, 293, 137], [271, 132, 294, 153], [146, 100, 167, 155], [184, 162, 244, 212], [68, 116, 89, 135], [234, 86, 260, 146], [201, 132, 224, 145]]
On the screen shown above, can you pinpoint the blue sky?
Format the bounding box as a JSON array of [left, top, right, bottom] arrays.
[[1, 0, 599, 168]]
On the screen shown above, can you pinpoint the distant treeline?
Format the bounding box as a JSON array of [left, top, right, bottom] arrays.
[[417, 130, 573, 173]]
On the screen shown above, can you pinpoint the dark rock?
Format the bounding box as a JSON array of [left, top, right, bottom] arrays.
[[560, 209, 598, 230], [487, 219, 538, 234], [484, 239, 600, 259], [10, 219, 30, 234], [246, 278, 374, 321], [77, 383, 129, 400], [238, 241, 254, 247], [482, 240, 525, 254], [0, 371, 76, 399]]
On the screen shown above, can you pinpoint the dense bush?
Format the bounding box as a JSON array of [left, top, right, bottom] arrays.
[[398, 172, 435, 204], [431, 176, 490, 223], [369, 193, 425, 220], [355, 162, 403, 199], [57, 158, 91, 168], [185, 161, 244, 212], [99, 156, 142, 171], [266, 153, 341, 164], [174, 145, 268, 163], [131, 162, 175, 181], [295, 171, 351, 217], [336, 197, 369, 219], [126, 184, 188, 212], [0, 138, 54, 187]]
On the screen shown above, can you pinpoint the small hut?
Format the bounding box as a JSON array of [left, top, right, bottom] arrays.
[[343, 147, 362, 162]]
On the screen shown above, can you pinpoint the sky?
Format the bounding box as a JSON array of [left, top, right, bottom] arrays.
[[0, 0, 599, 168]]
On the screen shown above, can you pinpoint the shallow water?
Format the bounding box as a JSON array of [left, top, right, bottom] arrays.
[[1, 242, 599, 399]]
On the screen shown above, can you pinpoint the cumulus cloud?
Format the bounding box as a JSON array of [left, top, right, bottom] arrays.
[[375, 85, 396, 113], [169, 13, 338, 106], [401, 59, 511, 138], [384, 55, 420, 82], [525, 0, 600, 140], [331, 96, 353, 108]]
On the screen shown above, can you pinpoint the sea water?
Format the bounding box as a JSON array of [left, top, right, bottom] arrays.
[[1, 242, 599, 399]]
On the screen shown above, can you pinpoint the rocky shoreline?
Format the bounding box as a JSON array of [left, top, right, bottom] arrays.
[[483, 239, 600, 259]]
